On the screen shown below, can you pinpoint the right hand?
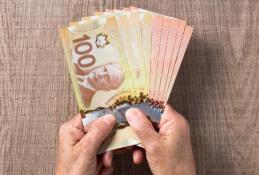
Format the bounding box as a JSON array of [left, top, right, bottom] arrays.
[[125, 105, 196, 175]]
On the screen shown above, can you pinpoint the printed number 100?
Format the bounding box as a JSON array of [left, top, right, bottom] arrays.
[[73, 35, 96, 68]]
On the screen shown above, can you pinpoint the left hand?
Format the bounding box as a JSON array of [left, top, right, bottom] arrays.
[[55, 114, 116, 175]]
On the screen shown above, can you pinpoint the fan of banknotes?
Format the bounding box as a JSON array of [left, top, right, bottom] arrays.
[[59, 6, 193, 153]]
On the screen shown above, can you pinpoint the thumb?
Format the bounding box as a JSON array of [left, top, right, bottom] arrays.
[[126, 108, 160, 147], [78, 114, 116, 153]]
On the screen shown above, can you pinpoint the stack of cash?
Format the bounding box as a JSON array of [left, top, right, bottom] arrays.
[[59, 7, 193, 153]]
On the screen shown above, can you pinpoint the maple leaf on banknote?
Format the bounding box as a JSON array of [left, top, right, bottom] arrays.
[[95, 33, 110, 48]]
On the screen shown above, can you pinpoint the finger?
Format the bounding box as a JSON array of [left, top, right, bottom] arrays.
[[132, 148, 145, 165], [68, 127, 85, 144], [126, 108, 160, 147], [102, 151, 113, 168], [99, 167, 113, 175], [159, 105, 189, 135], [159, 105, 176, 127], [78, 114, 116, 153], [70, 114, 85, 132], [59, 118, 85, 146], [160, 104, 186, 126]]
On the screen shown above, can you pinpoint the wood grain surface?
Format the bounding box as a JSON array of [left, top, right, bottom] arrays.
[[0, 0, 258, 174]]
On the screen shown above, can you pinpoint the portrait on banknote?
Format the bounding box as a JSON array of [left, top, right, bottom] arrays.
[[68, 27, 131, 109]]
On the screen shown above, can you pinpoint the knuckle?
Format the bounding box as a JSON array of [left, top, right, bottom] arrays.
[[86, 137, 94, 148], [58, 123, 68, 137], [180, 117, 190, 131], [146, 141, 160, 154], [177, 117, 190, 135], [71, 129, 84, 140], [136, 125, 148, 138], [79, 145, 94, 160], [77, 137, 95, 155], [169, 110, 190, 132], [81, 140, 93, 152], [91, 122, 106, 135]]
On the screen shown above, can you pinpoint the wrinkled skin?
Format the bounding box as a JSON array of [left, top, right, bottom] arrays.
[[125, 106, 196, 175], [55, 114, 116, 175], [55, 105, 196, 175]]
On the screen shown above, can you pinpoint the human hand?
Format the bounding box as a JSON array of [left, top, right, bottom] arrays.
[[125, 105, 196, 175], [55, 114, 116, 175]]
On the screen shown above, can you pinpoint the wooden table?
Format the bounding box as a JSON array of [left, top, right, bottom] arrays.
[[0, 0, 258, 174]]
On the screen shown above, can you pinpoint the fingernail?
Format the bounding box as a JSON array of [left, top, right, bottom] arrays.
[[107, 151, 113, 167], [102, 114, 115, 125], [126, 108, 141, 125]]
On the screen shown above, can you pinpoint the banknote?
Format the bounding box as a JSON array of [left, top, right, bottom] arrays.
[[134, 9, 153, 96], [162, 20, 187, 102], [115, 14, 140, 95], [164, 26, 193, 102], [66, 17, 135, 109], [157, 18, 179, 101], [59, 29, 83, 107], [103, 8, 153, 95], [85, 12, 141, 96], [92, 10, 148, 96], [153, 17, 171, 101], [60, 17, 146, 153], [76, 12, 154, 152], [149, 15, 163, 100], [59, 7, 193, 154], [121, 9, 148, 95], [129, 7, 191, 104], [131, 7, 165, 103]]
